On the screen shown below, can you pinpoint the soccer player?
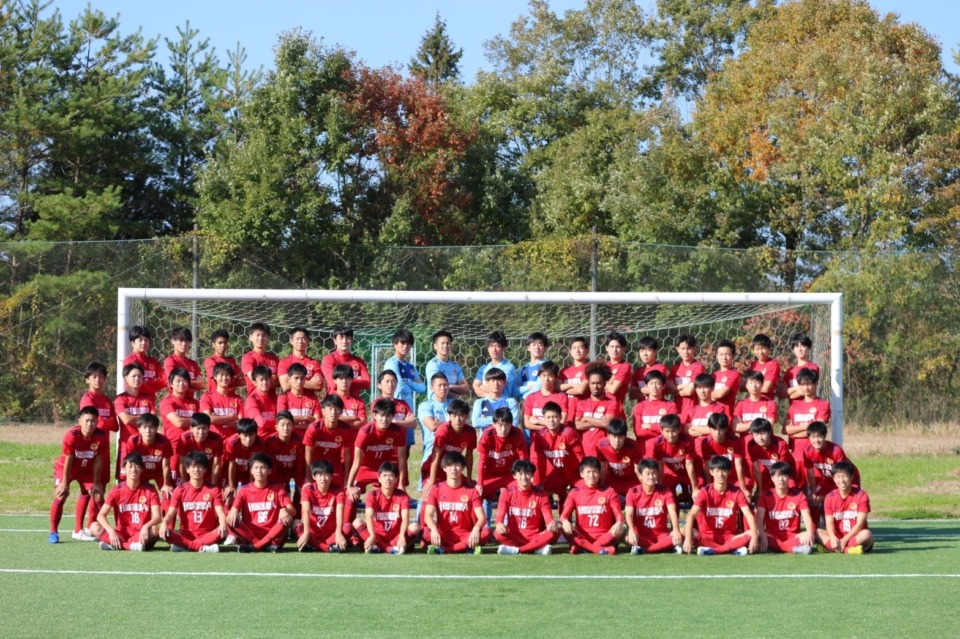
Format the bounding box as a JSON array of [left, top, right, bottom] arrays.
[[159, 367, 199, 483], [321, 324, 371, 397], [346, 399, 409, 500], [778, 333, 820, 400], [79, 361, 115, 435], [422, 399, 476, 491], [559, 336, 590, 400], [121, 414, 174, 508], [49, 407, 108, 544], [331, 364, 367, 430], [603, 331, 632, 406], [356, 462, 418, 554], [276, 363, 320, 432], [630, 370, 678, 447], [783, 368, 831, 452], [373, 369, 416, 443], [204, 328, 244, 394], [683, 455, 758, 556], [223, 418, 268, 504], [746, 333, 780, 401], [295, 460, 351, 553], [123, 325, 166, 400], [801, 420, 855, 515], [646, 414, 699, 504], [476, 407, 529, 524], [303, 394, 354, 488], [522, 361, 569, 432], [244, 365, 278, 438], [160, 450, 227, 553], [530, 401, 584, 506], [574, 362, 625, 457], [756, 461, 816, 554], [746, 418, 793, 497], [114, 362, 155, 479], [264, 412, 305, 503], [818, 461, 873, 554], [560, 457, 626, 555], [241, 322, 279, 397], [630, 336, 668, 401], [697, 413, 746, 490], [164, 326, 205, 391], [278, 326, 324, 393], [382, 327, 426, 418], [91, 452, 162, 551], [473, 330, 518, 399], [199, 362, 244, 439], [417, 372, 452, 481], [595, 418, 644, 501], [625, 459, 683, 554], [494, 460, 561, 555], [175, 413, 223, 486], [733, 371, 779, 436], [711, 339, 741, 414], [227, 453, 296, 552], [516, 332, 549, 399], [424, 330, 469, 399], [422, 452, 490, 554], [687, 374, 732, 438], [670, 333, 705, 425], [471, 367, 520, 431]]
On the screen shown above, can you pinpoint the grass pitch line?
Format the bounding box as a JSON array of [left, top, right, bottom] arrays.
[[2, 568, 960, 580]]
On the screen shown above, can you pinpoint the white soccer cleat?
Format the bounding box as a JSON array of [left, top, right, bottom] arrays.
[[128, 542, 144, 552], [630, 545, 646, 555], [535, 545, 552, 555], [697, 546, 716, 556], [389, 545, 405, 555], [497, 545, 520, 555], [223, 534, 237, 545], [98, 541, 114, 551], [792, 545, 812, 555], [732, 547, 749, 556], [673, 545, 684, 554], [199, 544, 219, 553], [71, 530, 96, 542], [169, 544, 188, 552]]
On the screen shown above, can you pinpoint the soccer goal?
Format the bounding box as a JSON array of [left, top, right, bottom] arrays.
[[117, 289, 844, 443]]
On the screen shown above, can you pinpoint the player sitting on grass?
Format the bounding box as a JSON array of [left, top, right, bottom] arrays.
[[596, 418, 644, 503], [476, 407, 529, 525], [683, 455, 758, 556], [91, 452, 161, 551], [818, 461, 874, 555], [624, 459, 683, 555], [295, 460, 351, 553], [422, 452, 490, 555], [756, 461, 815, 555], [160, 450, 227, 553], [530, 401, 584, 507], [560, 457, 626, 555], [227, 453, 295, 552], [494, 459, 561, 555], [49, 407, 108, 544], [356, 462, 418, 554]]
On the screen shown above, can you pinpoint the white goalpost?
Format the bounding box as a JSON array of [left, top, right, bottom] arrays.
[[117, 288, 844, 444]]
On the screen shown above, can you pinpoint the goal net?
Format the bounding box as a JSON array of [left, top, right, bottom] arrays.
[[118, 289, 844, 443]]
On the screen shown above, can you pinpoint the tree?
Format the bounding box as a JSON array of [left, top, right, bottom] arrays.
[[409, 13, 463, 84]]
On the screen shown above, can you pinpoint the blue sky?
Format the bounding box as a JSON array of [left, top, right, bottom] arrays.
[[52, 1, 960, 77]]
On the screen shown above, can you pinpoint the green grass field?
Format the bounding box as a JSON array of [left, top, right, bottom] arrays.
[[0, 516, 958, 638]]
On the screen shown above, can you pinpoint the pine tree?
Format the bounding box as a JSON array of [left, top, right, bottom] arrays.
[[409, 13, 462, 84]]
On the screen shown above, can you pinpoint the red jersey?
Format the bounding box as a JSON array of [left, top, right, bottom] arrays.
[[697, 434, 745, 486], [749, 359, 781, 401], [646, 434, 697, 483], [337, 392, 367, 425], [573, 393, 625, 457], [244, 389, 277, 438], [631, 361, 668, 392], [55, 426, 109, 482], [476, 426, 529, 493], [199, 390, 244, 439], [688, 401, 732, 432], [233, 482, 292, 536], [79, 391, 116, 433], [530, 427, 584, 491], [595, 437, 644, 496], [301, 483, 345, 538], [626, 484, 676, 536], [223, 435, 268, 487], [560, 363, 590, 400], [694, 483, 748, 537], [631, 399, 676, 444], [278, 353, 323, 385], [354, 423, 405, 472], [372, 396, 413, 425], [105, 482, 159, 537], [241, 350, 280, 396], [304, 422, 355, 485], [163, 354, 202, 389], [169, 482, 224, 536], [277, 391, 320, 430], [824, 487, 870, 534], [523, 391, 570, 423], [747, 435, 793, 489], [322, 351, 371, 397], [781, 362, 821, 390], [158, 394, 199, 447], [605, 360, 633, 405], [422, 422, 478, 481], [123, 434, 172, 486], [757, 488, 809, 539], [175, 431, 224, 483], [787, 398, 831, 434], [365, 487, 410, 538], [801, 441, 849, 496], [114, 392, 155, 442], [204, 354, 243, 393], [425, 482, 483, 540], [712, 368, 741, 413], [264, 434, 304, 487], [734, 398, 779, 429], [561, 484, 623, 535], [124, 352, 166, 398], [670, 360, 706, 421], [496, 485, 555, 539]]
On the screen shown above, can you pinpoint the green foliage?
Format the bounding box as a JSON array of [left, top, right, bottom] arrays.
[[409, 13, 463, 84]]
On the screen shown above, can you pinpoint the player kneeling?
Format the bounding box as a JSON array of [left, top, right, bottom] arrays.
[[756, 461, 816, 554], [355, 462, 419, 554], [817, 461, 874, 555], [683, 455, 759, 556], [495, 459, 561, 555], [295, 460, 353, 553], [90, 453, 162, 551], [560, 457, 626, 555], [161, 451, 227, 552], [226, 453, 295, 552], [624, 459, 683, 555], [422, 452, 490, 555]]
